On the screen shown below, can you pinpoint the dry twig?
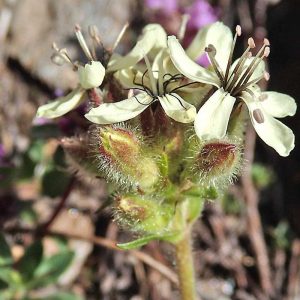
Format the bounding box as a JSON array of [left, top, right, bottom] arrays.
[[241, 126, 273, 296], [4, 226, 179, 286]]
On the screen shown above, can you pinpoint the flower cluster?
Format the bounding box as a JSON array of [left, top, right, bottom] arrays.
[[35, 21, 296, 246]]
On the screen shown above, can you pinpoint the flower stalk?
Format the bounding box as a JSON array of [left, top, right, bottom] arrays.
[[175, 226, 198, 300]]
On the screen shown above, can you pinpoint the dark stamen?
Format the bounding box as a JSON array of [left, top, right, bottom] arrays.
[[169, 93, 187, 110], [167, 81, 199, 94], [134, 95, 155, 106]]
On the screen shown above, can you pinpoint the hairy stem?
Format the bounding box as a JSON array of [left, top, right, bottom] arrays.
[[175, 227, 199, 300]]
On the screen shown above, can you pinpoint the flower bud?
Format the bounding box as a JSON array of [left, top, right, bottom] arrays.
[[192, 140, 242, 186], [78, 61, 105, 89], [115, 194, 173, 233], [94, 125, 159, 191]]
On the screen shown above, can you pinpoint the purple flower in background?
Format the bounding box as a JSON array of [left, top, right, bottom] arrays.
[[144, 0, 219, 65], [0, 144, 5, 159], [145, 0, 178, 14], [185, 0, 218, 30]]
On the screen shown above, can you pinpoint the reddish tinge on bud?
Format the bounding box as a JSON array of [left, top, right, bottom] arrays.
[[93, 125, 159, 191], [193, 141, 242, 186]]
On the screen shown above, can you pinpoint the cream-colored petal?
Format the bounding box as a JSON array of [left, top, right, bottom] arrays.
[[242, 92, 295, 156], [186, 22, 233, 72], [168, 36, 220, 86], [176, 84, 213, 107], [113, 68, 150, 89], [36, 87, 86, 119], [194, 88, 236, 140], [85, 92, 152, 124], [107, 24, 167, 72], [159, 94, 196, 123], [78, 61, 105, 89], [261, 91, 297, 118]]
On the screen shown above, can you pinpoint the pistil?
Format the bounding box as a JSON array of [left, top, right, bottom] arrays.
[[75, 25, 95, 61]]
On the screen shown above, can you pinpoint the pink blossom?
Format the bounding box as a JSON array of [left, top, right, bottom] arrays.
[[145, 0, 178, 14]]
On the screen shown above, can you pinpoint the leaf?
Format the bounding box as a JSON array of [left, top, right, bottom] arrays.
[[34, 251, 74, 277], [28, 292, 83, 300], [0, 233, 12, 266], [41, 168, 71, 198], [31, 124, 61, 140], [0, 279, 9, 290], [53, 145, 67, 168], [18, 241, 43, 282], [0, 267, 22, 286], [28, 140, 45, 163], [200, 186, 218, 199], [31, 251, 74, 288], [0, 165, 16, 188], [17, 153, 36, 180], [19, 202, 38, 223], [117, 233, 177, 250]]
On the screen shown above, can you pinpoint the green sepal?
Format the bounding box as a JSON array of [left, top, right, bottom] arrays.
[[158, 152, 169, 177], [185, 196, 205, 224], [182, 185, 218, 200]]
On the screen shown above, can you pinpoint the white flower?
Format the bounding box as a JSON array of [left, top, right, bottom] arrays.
[[168, 22, 296, 156], [36, 24, 106, 119], [107, 24, 168, 73], [36, 61, 105, 119], [85, 51, 197, 124]]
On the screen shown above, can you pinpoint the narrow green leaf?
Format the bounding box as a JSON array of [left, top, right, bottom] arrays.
[[31, 124, 61, 140], [42, 168, 71, 198], [18, 241, 43, 282], [35, 250, 74, 277], [0, 233, 12, 266], [0, 268, 22, 286], [28, 292, 83, 300], [28, 251, 74, 288], [117, 233, 176, 250]]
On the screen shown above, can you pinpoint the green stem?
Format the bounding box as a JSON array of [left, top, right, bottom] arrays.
[[175, 226, 199, 300]]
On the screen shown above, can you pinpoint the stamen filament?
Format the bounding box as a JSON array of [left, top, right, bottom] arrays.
[[234, 43, 268, 91], [225, 38, 255, 91], [205, 45, 225, 85], [111, 22, 129, 53], [224, 25, 241, 82], [178, 14, 190, 41], [75, 25, 94, 61], [232, 73, 264, 96], [88, 25, 101, 60]]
